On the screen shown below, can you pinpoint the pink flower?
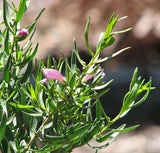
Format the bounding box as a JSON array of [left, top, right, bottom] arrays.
[[17, 28, 29, 37], [83, 67, 105, 81], [40, 67, 65, 85]]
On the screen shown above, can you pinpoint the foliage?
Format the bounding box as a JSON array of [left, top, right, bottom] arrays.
[[0, 0, 152, 153]]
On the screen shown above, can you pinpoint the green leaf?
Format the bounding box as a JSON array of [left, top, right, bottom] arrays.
[[19, 60, 33, 83], [130, 67, 138, 90], [22, 109, 42, 117], [83, 88, 110, 100], [28, 8, 45, 34], [65, 123, 81, 134], [81, 119, 103, 144], [97, 34, 115, 51], [3, 53, 11, 82], [96, 124, 126, 143], [30, 117, 38, 139], [29, 144, 62, 152], [16, 0, 30, 22], [97, 47, 131, 63], [84, 17, 94, 56], [0, 91, 16, 105], [105, 13, 118, 38], [96, 13, 119, 52], [3, 0, 11, 30], [96, 131, 114, 143], [4, 28, 9, 55], [111, 27, 132, 35], [71, 42, 77, 72], [20, 89, 26, 105], [113, 124, 140, 133], [31, 143, 63, 152], [6, 114, 15, 125], [73, 40, 86, 67], [29, 84, 37, 101], [38, 90, 45, 109], [0, 111, 7, 143], [9, 102, 34, 109], [45, 135, 68, 145], [21, 85, 34, 101], [0, 30, 3, 43], [61, 51, 72, 75], [66, 124, 91, 140], [87, 65, 100, 75], [96, 99, 101, 121], [47, 55, 52, 68], [119, 70, 152, 118], [93, 80, 113, 90], [69, 73, 76, 90], [16, 43, 38, 68], [3, 67, 9, 82], [130, 78, 152, 107]]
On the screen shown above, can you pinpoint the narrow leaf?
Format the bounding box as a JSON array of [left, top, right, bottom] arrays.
[[73, 40, 86, 66], [3, 0, 11, 30], [0, 91, 16, 105], [69, 73, 76, 90], [130, 67, 138, 90], [97, 47, 131, 63], [16, 0, 27, 21], [93, 80, 113, 90], [71, 42, 77, 72], [84, 17, 94, 56], [4, 29, 9, 55], [9, 102, 34, 108], [111, 27, 132, 35], [113, 124, 140, 133], [66, 124, 91, 140], [45, 135, 68, 145], [28, 8, 45, 34], [0, 112, 7, 143], [131, 78, 152, 107], [19, 60, 33, 83], [96, 124, 126, 143]]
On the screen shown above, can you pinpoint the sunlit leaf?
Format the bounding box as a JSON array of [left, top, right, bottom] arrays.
[[84, 17, 94, 56]]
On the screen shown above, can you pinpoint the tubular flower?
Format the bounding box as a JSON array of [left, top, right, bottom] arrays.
[[83, 67, 105, 81], [17, 28, 29, 37], [40, 67, 65, 85]]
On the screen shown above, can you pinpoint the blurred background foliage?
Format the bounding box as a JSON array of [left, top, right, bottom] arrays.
[[0, 0, 160, 152]]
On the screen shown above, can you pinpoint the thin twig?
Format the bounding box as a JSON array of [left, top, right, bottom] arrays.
[[23, 114, 52, 153]]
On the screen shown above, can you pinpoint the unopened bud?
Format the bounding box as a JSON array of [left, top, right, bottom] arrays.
[[17, 28, 29, 37]]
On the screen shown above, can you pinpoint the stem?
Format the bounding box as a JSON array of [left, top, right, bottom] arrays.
[[23, 115, 52, 153], [98, 114, 120, 136]]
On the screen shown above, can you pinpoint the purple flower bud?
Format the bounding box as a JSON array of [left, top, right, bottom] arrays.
[[40, 67, 65, 84], [17, 28, 29, 37], [83, 67, 105, 81]]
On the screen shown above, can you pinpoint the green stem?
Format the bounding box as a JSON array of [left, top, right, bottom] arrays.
[[98, 113, 120, 136], [23, 115, 52, 153]]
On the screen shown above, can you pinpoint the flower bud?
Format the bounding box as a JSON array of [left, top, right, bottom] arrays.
[[17, 28, 29, 37]]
